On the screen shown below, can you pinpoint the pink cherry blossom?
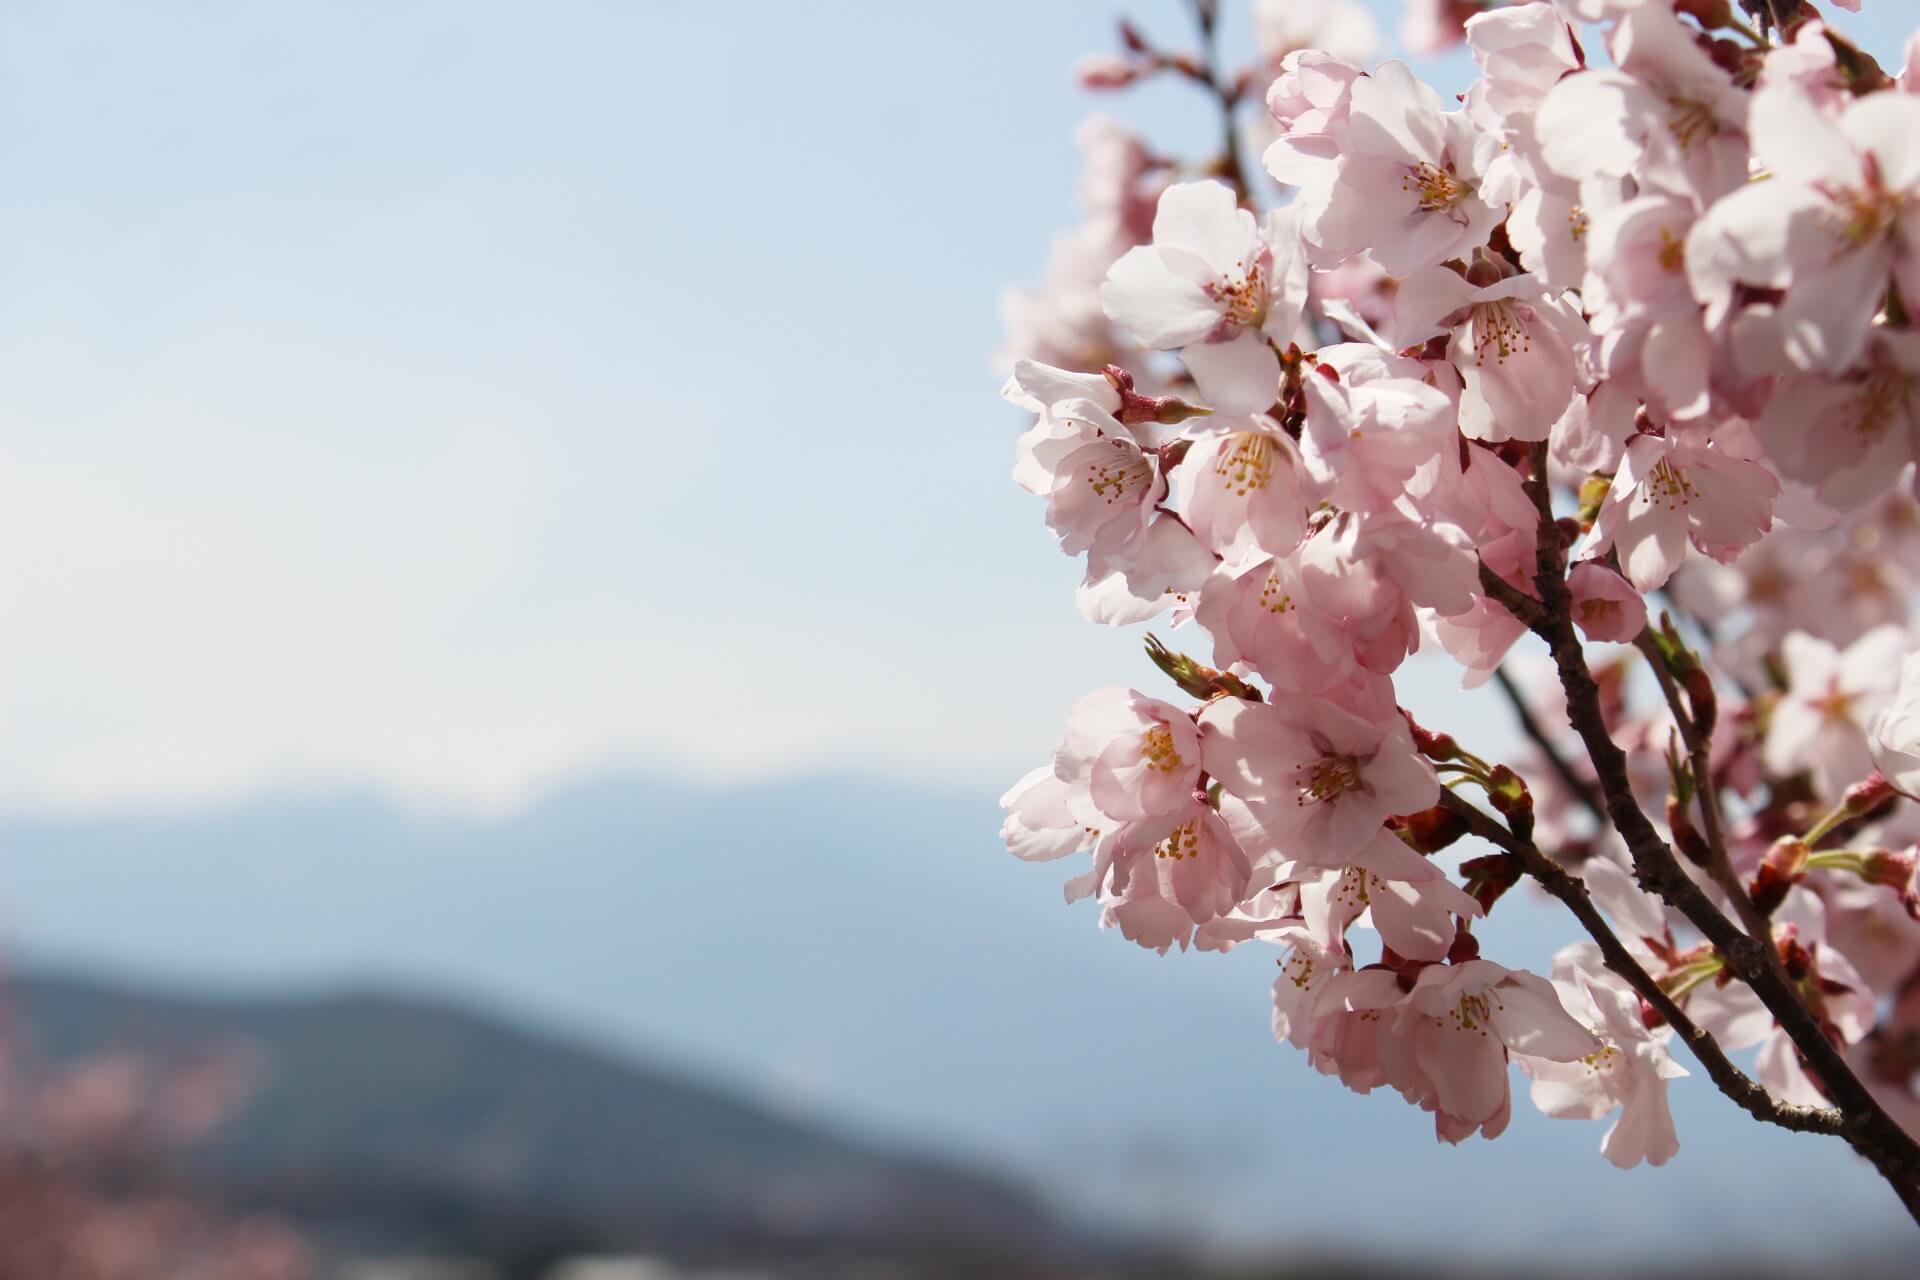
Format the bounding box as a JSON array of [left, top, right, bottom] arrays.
[[1536, 6, 1750, 202], [1263, 50, 1368, 187], [1688, 83, 1920, 373], [1062, 686, 1205, 823], [1290, 828, 1484, 962], [1178, 415, 1312, 565], [1395, 265, 1590, 443], [1298, 345, 1457, 512], [1102, 180, 1307, 412], [1767, 624, 1908, 795], [1298, 61, 1503, 277], [1584, 432, 1778, 591], [1200, 692, 1438, 856], [1519, 945, 1688, 1168], [1397, 959, 1602, 1134], [1754, 332, 1920, 511], [1096, 798, 1255, 946], [999, 0, 1920, 1187], [1568, 561, 1647, 642]]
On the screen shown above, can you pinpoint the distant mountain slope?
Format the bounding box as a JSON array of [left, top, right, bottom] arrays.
[[10, 970, 1072, 1267]]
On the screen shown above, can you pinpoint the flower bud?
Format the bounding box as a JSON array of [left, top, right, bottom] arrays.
[[1460, 852, 1523, 914], [1076, 53, 1143, 90], [1394, 803, 1470, 855], [1144, 634, 1260, 703], [1103, 364, 1211, 427], [1862, 848, 1920, 921], [1750, 836, 1810, 916], [1486, 765, 1534, 842], [1841, 772, 1897, 822]]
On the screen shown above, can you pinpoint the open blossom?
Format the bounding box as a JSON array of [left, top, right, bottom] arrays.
[[1093, 798, 1255, 949], [1583, 193, 1715, 424], [1396, 264, 1590, 443], [1519, 945, 1688, 1168], [1298, 344, 1456, 511], [1200, 692, 1437, 856], [1062, 686, 1204, 823], [1326, 959, 1602, 1139], [1178, 416, 1312, 565], [1103, 180, 1307, 412], [1766, 625, 1908, 795], [1536, 6, 1749, 202], [1296, 61, 1503, 276], [1567, 561, 1647, 642], [1754, 332, 1920, 511], [1689, 83, 1920, 373], [1584, 432, 1777, 591], [1289, 827, 1484, 962]]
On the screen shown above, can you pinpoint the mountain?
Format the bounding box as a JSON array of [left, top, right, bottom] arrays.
[[11, 969, 1079, 1273], [0, 774, 1913, 1263]]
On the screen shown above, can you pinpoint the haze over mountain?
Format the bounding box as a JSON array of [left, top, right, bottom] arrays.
[[0, 772, 1908, 1262]]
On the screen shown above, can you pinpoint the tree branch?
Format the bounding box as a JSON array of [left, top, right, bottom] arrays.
[[1514, 442, 1920, 1215], [1437, 790, 1851, 1140]]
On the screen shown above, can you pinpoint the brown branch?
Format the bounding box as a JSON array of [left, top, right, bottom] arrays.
[[1513, 441, 1920, 1218], [1477, 559, 1544, 628], [1490, 664, 1607, 826], [1438, 791, 1850, 1140], [1186, 0, 1249, 198], [1630, 629, 1770, 940]]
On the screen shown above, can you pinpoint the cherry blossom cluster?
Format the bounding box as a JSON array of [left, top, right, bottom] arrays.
[[0, 999, 311, 1279], [998, 0, 1920, 1204]]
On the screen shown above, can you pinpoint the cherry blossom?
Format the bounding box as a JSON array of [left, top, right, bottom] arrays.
[[1584, 432, 1778, 591], [1295, 61, 1503, 276], [1395, 263, 1590, 443], [1688, 83, 1920, 373], [1520, 946, 1688, 1168], [1200, 692, 1438, 853], [1766, 625, 1908, 795], [1103, 180, 1307, 412]]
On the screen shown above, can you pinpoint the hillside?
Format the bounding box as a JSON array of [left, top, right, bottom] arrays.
[[10, 970, 1077, 1271]]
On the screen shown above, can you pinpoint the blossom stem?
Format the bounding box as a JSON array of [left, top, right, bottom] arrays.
[[1801, 803, 1853, 849]]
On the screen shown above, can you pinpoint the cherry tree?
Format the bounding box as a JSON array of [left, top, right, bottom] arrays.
[[1001, 0, 1920, 1221]]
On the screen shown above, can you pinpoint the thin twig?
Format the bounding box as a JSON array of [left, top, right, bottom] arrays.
[[1186, 0, 1249, 198], [1491, 664, 1607, 826], [1630, 630, 1770, 940]]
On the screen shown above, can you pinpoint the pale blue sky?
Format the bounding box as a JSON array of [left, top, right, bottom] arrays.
[[0, 0, 1907, 817]]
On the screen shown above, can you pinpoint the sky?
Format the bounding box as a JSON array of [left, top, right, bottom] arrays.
[[3, 0, 1920, 1258], [0, 0, 1452, 820], [0, 0, 1912, 819]]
